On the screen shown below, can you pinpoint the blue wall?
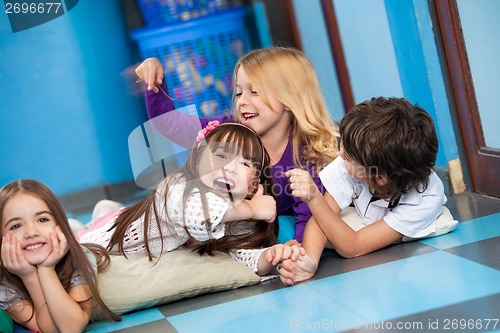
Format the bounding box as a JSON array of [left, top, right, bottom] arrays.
[[457, 0, 500, 149], [3, 0, 495, 196], [0, 1, 146, 195], [384, 0, 458, 167], [292, 0, 344, 123], [333, 0, 403, 102], [292, 0, 460, 169]]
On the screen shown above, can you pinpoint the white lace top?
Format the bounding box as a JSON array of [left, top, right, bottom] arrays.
[[78, 176, 266, 272]]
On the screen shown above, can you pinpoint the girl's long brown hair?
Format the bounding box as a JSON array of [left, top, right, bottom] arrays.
[[0, 180, 120, 322], [107, 123, 278, 260]]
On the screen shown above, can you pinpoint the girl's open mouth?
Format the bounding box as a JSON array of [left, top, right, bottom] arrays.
[[242, 113, 258, 122], [213, 178, 235, 192]]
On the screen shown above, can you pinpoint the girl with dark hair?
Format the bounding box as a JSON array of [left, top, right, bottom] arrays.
[[280, 97, 457, 285], [0, 179, 120, 333], [78, 123, 303, 277]]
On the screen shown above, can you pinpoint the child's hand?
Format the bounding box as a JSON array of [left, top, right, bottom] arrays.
[[285, 169, 321, 203], [135, 57, 164, 93], [38, 226, 69, 269], [1, 234, 36, 278], [265, 243, 305, 266], [284, 239, 301, 247], [248, 184, 277, 222], [278, 254, 317, 286]]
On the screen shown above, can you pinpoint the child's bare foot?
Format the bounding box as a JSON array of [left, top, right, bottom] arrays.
[[278, 254, 317, 286]]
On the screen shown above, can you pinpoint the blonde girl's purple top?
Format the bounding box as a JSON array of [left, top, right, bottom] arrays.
[[143, 82, 324, 242]]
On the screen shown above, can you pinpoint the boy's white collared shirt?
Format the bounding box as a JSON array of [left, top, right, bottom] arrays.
[[319, 157, 447, 238]]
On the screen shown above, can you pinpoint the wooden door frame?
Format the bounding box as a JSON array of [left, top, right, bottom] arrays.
[[320, 0, 355, 113], [434, 0, 500, 197]]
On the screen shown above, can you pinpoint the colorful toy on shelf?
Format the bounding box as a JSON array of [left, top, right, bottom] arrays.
[[137, 0, 243, 27], [131, 8, 249, 117]]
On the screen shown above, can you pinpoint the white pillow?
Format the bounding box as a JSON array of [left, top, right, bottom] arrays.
[[341, 206, 458, 241], [401, 206, 458, 242], [91, 248, 260, 320]]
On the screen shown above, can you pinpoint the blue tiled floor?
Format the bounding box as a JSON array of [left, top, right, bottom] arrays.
[[165, 235, 500, 333], [84, 194, 500, 333], [420, 213, 500, 249], [85, 308, 165, 333], [13, 193, 500, 333]]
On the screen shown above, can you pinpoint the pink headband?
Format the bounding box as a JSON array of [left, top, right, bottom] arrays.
[[196, 120, 220, 142], [195, 122, 266, 170]]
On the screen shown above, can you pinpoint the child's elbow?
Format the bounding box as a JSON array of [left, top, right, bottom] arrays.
[[73, 317, 91, 333], [337, 250, 357, 259], [336, 246, 365, 259]]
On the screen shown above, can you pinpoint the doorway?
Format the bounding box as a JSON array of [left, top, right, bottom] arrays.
[[434, 0, 500, 197]]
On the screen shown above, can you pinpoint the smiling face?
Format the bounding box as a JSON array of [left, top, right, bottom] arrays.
[[234, 67, 291, 138], [197, 143, 258, 202], [1, 192, 57, 265]]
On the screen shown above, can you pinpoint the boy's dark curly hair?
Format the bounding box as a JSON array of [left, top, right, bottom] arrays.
[[340, 97, 438, 200]]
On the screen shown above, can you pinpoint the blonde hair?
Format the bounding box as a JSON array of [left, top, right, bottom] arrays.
[[232, 47, 339, 169]]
